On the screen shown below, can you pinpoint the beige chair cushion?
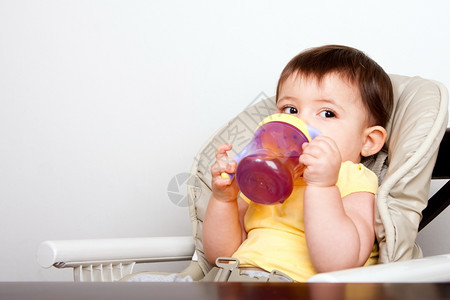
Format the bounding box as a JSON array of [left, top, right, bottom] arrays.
[[376, 75, 448, 263], [187, 75, 449, 275]]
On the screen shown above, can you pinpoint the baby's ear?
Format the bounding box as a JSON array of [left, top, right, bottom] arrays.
[[361, 126, 388, 157]]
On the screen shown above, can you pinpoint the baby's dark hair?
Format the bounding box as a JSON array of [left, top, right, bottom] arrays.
[[276, 45, 393, 127]]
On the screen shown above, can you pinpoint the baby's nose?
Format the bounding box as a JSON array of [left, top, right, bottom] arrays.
[[297, 114, 310, 125]]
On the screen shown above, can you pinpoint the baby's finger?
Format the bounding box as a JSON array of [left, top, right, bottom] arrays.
[[315, 136, 339, 150], [211, 160, 227, 177], [215, 143, 233, 158], [212, 174, 233, 187], [225, 159, 237, 173], [303, 137, 334, 157], [301, 142, 323, 159], [299, 151, 316, 167], [213, 143, 236, 174]]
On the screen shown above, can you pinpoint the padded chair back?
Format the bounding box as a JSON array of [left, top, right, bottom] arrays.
[[186, 75, 449, 274], [376, 75, 448, 262]]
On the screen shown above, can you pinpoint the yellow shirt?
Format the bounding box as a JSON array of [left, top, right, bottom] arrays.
[[232, 161, 379, 282]]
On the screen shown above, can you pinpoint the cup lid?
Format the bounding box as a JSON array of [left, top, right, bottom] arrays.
[[257, 113, 313, 141]]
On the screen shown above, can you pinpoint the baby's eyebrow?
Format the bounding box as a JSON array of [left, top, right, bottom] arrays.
[[277, 96, 297, 103], [315, 98, 344, 110]]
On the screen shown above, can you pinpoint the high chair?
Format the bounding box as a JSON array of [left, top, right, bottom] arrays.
[[37, 74, 450, 282]]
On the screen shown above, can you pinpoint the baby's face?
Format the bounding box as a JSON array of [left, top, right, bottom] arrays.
[[276, 72, 370, 163]]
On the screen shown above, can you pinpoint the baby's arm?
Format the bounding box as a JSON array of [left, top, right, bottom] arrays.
[[203, 144, 248, 265], [300, 137, 375, 273]]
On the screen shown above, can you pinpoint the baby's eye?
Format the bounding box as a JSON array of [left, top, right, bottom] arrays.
[[282, 106, 298, 114], [319, 110, 336, 118]]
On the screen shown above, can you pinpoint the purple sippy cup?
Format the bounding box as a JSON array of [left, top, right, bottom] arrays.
[[223, 113, 320, 205]]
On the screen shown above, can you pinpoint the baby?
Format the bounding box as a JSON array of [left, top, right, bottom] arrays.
[[203, 45, 394, 282]]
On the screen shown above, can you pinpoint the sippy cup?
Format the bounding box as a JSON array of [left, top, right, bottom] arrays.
[[222, 113, 320, 205]]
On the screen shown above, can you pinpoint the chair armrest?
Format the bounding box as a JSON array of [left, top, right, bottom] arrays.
[[37, 236, 195, 268], [307, 254, 450, 283]]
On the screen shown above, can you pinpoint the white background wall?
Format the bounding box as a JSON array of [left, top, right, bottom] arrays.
[[1, 0, 449, 281]]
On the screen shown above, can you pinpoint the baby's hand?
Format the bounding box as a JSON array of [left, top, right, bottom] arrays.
[[299, 136, 341, 187], [210, 143, 239, 202]]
